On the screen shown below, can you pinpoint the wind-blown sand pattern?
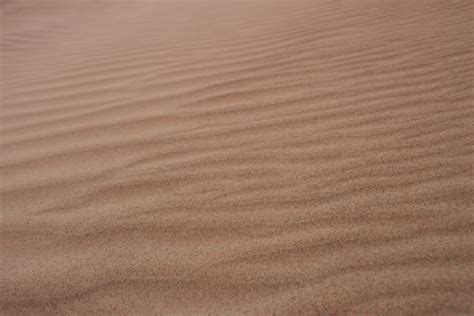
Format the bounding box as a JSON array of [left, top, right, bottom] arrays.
[[1, 0, 473, 314]]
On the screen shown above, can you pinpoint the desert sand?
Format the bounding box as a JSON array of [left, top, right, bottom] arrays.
[[1, 0, 473, 314]]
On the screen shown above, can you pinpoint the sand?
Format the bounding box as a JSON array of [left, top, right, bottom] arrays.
[[1, 0, 473, 314]]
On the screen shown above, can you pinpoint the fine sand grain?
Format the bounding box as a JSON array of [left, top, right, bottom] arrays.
[[1, 0, 473, 314]]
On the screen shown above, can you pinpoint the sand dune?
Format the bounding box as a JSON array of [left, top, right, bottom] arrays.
[[1, 0, 473, 314]]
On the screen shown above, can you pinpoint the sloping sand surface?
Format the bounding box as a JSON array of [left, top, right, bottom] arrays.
[[1, 0, 473, 314]]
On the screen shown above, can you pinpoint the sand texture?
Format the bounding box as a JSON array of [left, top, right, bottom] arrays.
[[1, 0, 473, 314]]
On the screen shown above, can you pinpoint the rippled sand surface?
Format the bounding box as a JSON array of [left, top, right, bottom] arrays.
[[1, 0, 473, 314]]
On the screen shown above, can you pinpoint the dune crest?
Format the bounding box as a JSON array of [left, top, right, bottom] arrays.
[[1, 0, 473, 314]]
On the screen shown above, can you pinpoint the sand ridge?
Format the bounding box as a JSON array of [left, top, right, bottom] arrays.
[[1, 0, 473, 314]]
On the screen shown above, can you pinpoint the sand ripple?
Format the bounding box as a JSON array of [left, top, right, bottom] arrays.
[[1, 0, 473, 314]]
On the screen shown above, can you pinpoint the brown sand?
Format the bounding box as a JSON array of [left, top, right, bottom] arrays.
[[1, 0, 473, 314]]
